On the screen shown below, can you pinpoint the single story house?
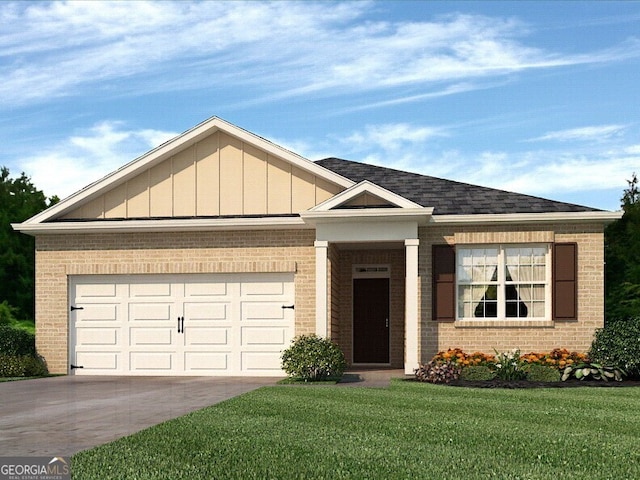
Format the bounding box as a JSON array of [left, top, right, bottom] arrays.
[[13, 117, 621, 376]]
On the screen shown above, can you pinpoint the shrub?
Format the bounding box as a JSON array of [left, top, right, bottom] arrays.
[[459, 365, 496, 381], [414, 360, 461, 383], [524, 364, 561, 382], [0, 354, 48, 377], [0, 301, 18, 326], [589, 317, 640, 379], [561, 362, 625, 382], [0, 325, 35, 356], [281, 334, 346, 381]]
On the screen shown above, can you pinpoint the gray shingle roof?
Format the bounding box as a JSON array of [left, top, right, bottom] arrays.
[[315, 157, 600, 215]]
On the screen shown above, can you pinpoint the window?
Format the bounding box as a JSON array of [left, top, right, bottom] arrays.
[[457, 245, 549, 320]]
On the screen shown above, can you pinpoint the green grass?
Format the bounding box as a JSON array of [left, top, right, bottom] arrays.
[[71, 380, 640, 479]]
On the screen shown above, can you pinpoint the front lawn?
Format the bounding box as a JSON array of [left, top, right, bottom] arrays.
[[72, 380, 640, 479]]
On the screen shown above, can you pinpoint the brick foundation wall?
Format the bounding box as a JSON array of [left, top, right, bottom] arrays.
[[418, 222, 605, 363], [35, 229, 316, 374]]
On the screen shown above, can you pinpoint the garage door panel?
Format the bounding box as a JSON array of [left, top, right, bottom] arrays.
[[184, 352, 229, 371], [76, 304, 118, 322], [75, 283, 117, 298], [241, 280, 286, 296], [241, 302, 288, 321], [185, 327, 229, 345], [184, 282, 228, 297], [129, 282, 172, 297], [130, 352, 174, 371], [77, 328, 119, 346], [129, 303, 173, 321], [241, 352, 282, 372], [183, 302, 229, 321], [130, 327, 173, 346], [76, 352, 119, 371], [242, 327, 286, 346]]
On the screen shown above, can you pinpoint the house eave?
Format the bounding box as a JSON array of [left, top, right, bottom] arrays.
[[429, 210, 623, 226], [301, 207, 434, 226], [12, 216, 310, 236]]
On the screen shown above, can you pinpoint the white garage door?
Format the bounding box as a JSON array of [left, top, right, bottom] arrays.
[[68, 273, 294, 376]]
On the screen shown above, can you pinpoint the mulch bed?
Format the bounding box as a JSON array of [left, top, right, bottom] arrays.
[[445, 379, 640, 388]]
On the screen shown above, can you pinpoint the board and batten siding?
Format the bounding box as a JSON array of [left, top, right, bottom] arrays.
[[61, 131, 342, 220]]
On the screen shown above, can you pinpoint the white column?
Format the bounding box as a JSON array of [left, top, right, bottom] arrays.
[[314, 240, 329, 337], [404, 239, 420, 374]]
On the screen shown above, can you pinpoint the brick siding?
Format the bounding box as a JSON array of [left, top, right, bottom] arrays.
[[35, 229, 316, 373], [419, 222, 605, 363], [35, 221, 605, 373]]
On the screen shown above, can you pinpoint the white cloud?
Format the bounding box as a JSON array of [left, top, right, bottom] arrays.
[[527, 124, 628, 142], [1, 2, 638, 107], [21, 122, 177, 199], [341, 123, 447, 153]]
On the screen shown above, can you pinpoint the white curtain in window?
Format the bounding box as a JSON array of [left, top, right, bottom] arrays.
[[506, 264, 533, 313], [472, 266, 497, 316]]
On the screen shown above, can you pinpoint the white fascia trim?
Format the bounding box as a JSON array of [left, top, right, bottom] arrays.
[[301, 207, 433, 225], [23, 116, 354, 225], [309, 180, 422, 211], [12, 216, 310, 236], [430, 210, 623, 225]]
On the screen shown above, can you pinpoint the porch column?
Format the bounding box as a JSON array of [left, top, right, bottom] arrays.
[[404, 239, 420, 374], [314, 240, 329, 337]]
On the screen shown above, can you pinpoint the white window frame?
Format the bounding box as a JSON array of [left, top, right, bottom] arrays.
[[456, 244, 551, 321]]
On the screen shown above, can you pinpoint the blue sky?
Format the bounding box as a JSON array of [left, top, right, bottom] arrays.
[[1, 1, 639, 211]]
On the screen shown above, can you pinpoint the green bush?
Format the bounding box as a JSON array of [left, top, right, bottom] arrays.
[[460, 365, 496, 381], [0, 325, 35, 356], [0, 354, 48, 377], [589, 317, 640, 379], [414, 360, 461, 383], [0, 301, 18, 326], [524, 364, 561, 382], [281, 334, 346, 381]]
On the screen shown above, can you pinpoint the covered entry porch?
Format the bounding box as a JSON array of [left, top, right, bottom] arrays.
[[301, 181, 432, 374]]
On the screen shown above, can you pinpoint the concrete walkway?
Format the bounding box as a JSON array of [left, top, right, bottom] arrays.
[[0, 375, 274, 457], [339, 368, 408, 387]]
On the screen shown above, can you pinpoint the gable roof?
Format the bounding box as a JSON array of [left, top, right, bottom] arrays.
[[310, 180, 424, 211], [315, 157, 602, 216], [18, 117, 353, 227]]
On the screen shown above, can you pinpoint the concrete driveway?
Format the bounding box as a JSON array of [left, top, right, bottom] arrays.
[[0, 375, 275, 457]]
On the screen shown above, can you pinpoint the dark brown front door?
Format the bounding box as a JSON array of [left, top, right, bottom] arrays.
[[353, 278, 390, 363]]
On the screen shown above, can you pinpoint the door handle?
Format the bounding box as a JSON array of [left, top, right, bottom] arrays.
[[177, 316, 182, 333], [181, 316, 184, 334], [385, 318, 389, 328]]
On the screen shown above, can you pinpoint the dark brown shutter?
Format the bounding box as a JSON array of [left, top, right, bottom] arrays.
[[433, 244, 456, 321], [553, 243, 577, 320]]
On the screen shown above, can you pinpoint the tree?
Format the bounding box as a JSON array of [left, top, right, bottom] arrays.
[[0, 167, 58, 320], [605, 173, 640, 320]]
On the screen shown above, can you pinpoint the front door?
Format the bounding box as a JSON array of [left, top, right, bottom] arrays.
[[353, 278, 390, 363]]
